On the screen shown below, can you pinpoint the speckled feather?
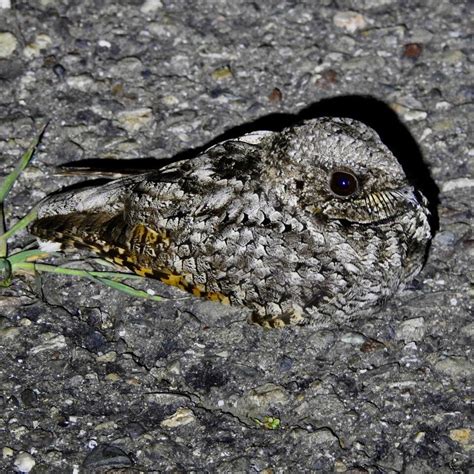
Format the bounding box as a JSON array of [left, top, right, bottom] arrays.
[[31, 118, 431, 327]]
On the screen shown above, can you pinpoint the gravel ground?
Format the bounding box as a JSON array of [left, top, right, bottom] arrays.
[[0, 0, 472, 472]]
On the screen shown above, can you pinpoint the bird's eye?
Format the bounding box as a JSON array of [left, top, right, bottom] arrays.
[[329, 171, 359, 197]]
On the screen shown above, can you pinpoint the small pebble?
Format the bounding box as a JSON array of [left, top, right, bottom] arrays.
[[440, 49, 464, 66], [117, 107, 153, 132], [341, 332, 365, 345], [268, 87, 283, 103], [29, 334, 67, 355], [334, 460, 347, 472], [162, 94, 179, 106], [53, 63, 66, 79], [23, 33, 53, 58], [395, 317, 426, 342], [333, 11, 367, 33], [160, 407, 196, 428], [360, 339, 385, 353], [66, 74, 94, 91], [434, 231, 457, 247], [441, 178, 474, 193], [125, 421, 146, 439], [14, 452, 35, 473], [435, 101, 452, 110], [96, 351, 117, 363], [0, 32, 17, 58], [414, 431, 426, 443], [449, 428, 471, 445], [403, 43, 423, 59], [0, 326, 20, 339], [83, 444, 132, 469], [435, 357, 471, 379], [290, 427, 338, 444], [140, 0, 163, 13], [97, 39, 111, 48], [391, 103, 427, 122], [105, 373, 121, 382], [3, 446, 14, 458], [245, 383, 289, 408], [315, 69, 338, 88], [94, 420, 118, 431], [211, 65, 233, 80]]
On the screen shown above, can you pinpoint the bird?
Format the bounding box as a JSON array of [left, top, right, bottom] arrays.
[[30, 117, 432, 328]]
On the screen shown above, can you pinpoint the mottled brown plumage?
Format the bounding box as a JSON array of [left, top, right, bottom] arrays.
[[31, 117, 431, 327]]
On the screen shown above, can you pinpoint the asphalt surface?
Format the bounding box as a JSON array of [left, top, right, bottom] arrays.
[[0, 1, 472, 472]]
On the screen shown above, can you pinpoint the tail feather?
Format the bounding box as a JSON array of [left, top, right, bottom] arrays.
[[30, 212, 230, 304], [31, 212, 126, 254]]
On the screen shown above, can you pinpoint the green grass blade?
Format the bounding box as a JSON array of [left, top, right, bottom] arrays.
[[8, 249, 52, 265], [12, 261, 166, 300], [92, 276, 165, 301], [0, 123, 48, 203], [0, 205, 38, 244], [12, 261, 134, 279], [0, 123, 47, 258]]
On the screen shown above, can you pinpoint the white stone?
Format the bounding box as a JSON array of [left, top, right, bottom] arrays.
[[29, 333, 67, 354], [414, 431, 426, 443], [333, 11, 368, 33], [419, 128, 432, 142], [96, 351, 117, 363], [441, 178, 474, 193], [14, 452, 35, 473], [341, 332, 365, 345], [2, 447, 14, 458], [87, 439, 98, 449], [435, 101, 452, 110], [160, 407, 196, 428], [362, 0, 395, 7], [0, 326, 20, 340], [0, 32, 17, 58], [140, 0, 163, 14], [245, 383, 289, 407], [161, 95, 179, 106], [97, 39, 111, 48], [395, 317, 426, 342], [0, 0, 11, 8], [397, 105, 427, 122], [66, 75, 94, 91], [23, 34, 53, 58], [117, 108, 153, 132]]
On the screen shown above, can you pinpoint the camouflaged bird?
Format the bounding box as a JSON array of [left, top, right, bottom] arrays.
[[31, 117, 432, 327]]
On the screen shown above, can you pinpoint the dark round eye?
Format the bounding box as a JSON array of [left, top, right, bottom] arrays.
[[329, 171, 359, 197]]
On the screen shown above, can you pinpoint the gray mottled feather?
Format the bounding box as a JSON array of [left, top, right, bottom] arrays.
[[31, 117, 432, 327]]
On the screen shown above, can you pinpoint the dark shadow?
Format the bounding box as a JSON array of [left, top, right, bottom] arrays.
[[57, 95, 439, 234]]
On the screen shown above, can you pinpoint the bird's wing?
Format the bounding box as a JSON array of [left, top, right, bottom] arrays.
[[30, 133, 272, 301]]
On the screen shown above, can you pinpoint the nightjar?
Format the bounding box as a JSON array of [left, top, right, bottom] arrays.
[[31, 117, 432, 327]]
